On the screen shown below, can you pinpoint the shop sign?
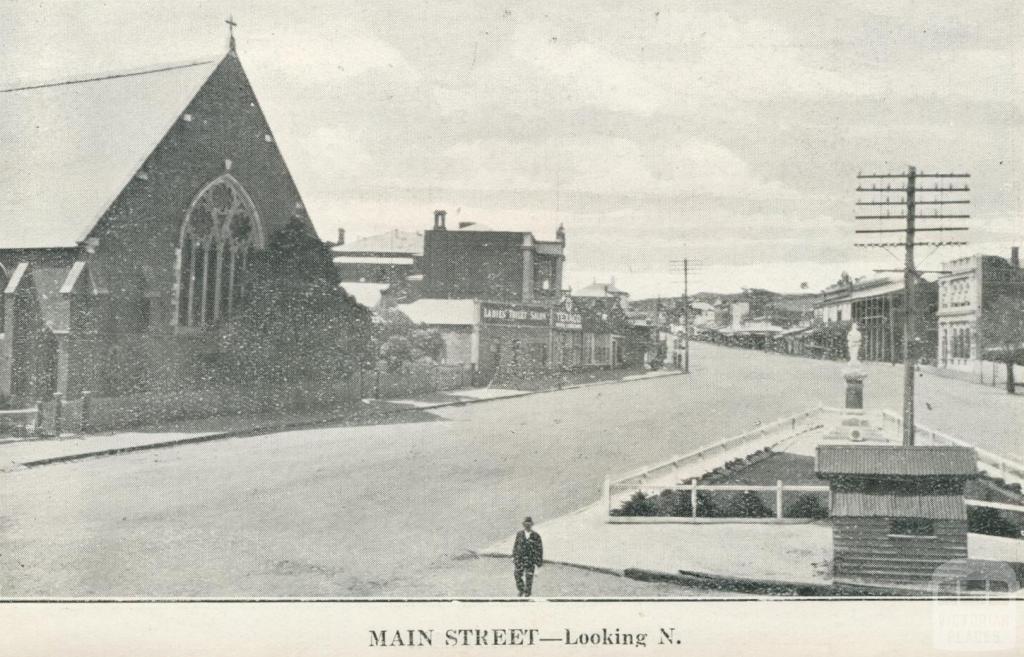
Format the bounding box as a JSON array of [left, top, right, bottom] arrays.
[[553, 309, 583, 331], [480, 302, 550, 326]]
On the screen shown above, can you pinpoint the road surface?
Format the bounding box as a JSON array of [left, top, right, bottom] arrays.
[[1, 343, 1020, 597]]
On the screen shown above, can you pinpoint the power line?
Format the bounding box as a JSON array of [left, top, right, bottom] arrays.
[[1, 59, 214, 94]]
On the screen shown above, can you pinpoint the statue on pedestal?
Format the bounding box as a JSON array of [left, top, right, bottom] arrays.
[[847, 322, 862, 366], [844, 323, 866, 412]]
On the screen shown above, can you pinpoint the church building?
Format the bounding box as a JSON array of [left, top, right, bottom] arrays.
[[1, 35, 332, 405]]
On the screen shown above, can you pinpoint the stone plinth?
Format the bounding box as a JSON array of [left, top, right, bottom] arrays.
[[844, 368, 866, 411]]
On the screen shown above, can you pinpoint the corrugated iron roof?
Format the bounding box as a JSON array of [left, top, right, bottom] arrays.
[[817, 445, 977, 477], [397, 298, 478, 326], [575, 281, 628, 297], [333, 230, 424, 256], [832, 491, 967, 519], [1, 58, 220, 249]]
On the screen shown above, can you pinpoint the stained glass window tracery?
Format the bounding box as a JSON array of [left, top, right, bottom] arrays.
[[176, 175, 263, 327]]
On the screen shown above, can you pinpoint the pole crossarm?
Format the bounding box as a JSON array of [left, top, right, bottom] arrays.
[[856, 186, 970, 193], [856, 227, 968, 234], [855, 241, 968, 247], [856, 200, 970, 206], [858, 172, 970, 179], [855, 214, 969, 220]]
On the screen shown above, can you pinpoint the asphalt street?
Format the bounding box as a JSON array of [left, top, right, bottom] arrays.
[[1, 343, 1020, 597]]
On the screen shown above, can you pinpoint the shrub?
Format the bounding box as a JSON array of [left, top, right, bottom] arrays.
[[706, 491, 773, 518], [785, 493, 829, 519], [220, 217, 371, 384], [968, 506, 1022, 538], [653, 489, 693, 517], [614, 491, 657, 516]]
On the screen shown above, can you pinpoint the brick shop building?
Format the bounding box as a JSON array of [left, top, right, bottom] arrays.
[[420, 211, 566, 304]]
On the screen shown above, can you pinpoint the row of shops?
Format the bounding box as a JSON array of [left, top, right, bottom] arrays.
[[396, 296, 651, 384]]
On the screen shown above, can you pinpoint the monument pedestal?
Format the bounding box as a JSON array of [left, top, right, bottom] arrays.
[[825, 367, 878, 443], [844, 368, 866, 410]]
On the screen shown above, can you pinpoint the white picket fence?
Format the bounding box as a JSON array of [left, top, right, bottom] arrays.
[[606, 478, 831, 524]]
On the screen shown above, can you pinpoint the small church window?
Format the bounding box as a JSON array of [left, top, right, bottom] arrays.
[[176, 175, 263, 328]]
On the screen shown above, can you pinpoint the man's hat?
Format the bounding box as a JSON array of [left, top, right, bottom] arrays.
[[523, 516, 533, 523]]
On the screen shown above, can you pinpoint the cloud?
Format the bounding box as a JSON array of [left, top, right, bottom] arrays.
[[376, 134, 801, 201]]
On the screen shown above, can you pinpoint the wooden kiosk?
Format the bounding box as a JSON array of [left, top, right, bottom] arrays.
[[816, 444, 977, 589]]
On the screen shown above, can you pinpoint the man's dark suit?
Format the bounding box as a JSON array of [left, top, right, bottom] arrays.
[[512, 529, 543, 596]]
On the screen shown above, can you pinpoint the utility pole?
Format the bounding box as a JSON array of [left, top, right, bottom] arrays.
[[670, 258, 698, 374], [855, 166, 970, 446], [683, 258, 690, 374]]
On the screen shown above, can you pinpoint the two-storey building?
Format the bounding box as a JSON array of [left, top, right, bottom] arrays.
[[937, 248, 1023, 377]]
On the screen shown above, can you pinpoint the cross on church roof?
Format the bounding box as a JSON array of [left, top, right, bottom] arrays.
[[225, 16, 238, 52]]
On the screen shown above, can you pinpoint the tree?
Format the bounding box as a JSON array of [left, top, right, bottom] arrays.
[[373, 309, 447, 371], [979, 293, 1024, 394], [220, 216, 372, 387]]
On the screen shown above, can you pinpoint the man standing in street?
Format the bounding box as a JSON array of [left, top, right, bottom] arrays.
[[512, 516, 543, 597]]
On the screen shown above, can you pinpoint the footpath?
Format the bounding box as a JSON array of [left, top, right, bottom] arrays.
[[0, 369, 681, 470]]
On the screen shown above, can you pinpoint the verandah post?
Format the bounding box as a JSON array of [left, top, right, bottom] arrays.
[[691, 478, 698, 518], [776, 480, 784, 519]]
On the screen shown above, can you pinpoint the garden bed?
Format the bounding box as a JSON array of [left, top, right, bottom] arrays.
[[612, 447, 1024, 535]]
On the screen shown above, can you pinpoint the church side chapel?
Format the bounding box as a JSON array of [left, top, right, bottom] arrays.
[[0, 27, 367, 414]]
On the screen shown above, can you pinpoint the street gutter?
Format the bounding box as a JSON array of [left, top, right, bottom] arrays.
[[15, 370, 686, 468]]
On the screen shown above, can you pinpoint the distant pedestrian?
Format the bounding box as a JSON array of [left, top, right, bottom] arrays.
[[512, 516, 543, 597]]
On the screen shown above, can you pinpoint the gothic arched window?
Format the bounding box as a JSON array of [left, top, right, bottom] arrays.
[[176, 175, 264, 327]]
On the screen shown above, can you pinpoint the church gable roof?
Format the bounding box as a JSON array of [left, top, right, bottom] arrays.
[[1, 58, 221, 249]]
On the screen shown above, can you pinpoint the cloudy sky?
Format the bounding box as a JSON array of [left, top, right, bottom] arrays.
[[2, 1, 1021, 296]]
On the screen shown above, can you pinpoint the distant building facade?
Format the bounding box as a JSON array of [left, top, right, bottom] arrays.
[[815, 273, 855, 324], [936, 248, 1024, 376], [573, 279, 630, 307], [332, 229, 423, 286], [331, 229, 424, 310], [421, 211, 566, 304], [849, 276, 937, 364]]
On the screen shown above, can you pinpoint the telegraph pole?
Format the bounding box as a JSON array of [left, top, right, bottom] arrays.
[[683, 258, 690, 374], [670, 258, 698, 374], [855, 166, 970, 446], [903, 167, 917, 446]]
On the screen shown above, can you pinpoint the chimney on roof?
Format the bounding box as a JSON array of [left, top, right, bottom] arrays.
[[1012, 247, 1020, 269], [556, 223, 566, 244], [337, 228, 345, 246], [434, 210, 447, 230]]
